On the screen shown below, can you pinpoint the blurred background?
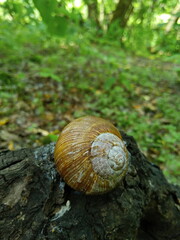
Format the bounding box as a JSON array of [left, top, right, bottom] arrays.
[[0, 0, 179, 183]]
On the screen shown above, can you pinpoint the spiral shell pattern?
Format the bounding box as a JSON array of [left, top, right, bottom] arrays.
[[54, 116, 129, 194]]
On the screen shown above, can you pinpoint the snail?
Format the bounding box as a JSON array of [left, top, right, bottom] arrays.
[[54, 116, 130, 195]]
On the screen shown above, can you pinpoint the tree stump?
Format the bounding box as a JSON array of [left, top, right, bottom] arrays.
[[0, 132, 180, 240]]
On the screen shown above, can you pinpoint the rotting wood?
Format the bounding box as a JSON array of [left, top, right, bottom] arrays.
[[0, 133, 180, 240]]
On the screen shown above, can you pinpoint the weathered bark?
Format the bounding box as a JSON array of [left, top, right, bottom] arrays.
[[0, 132, 180, 240]]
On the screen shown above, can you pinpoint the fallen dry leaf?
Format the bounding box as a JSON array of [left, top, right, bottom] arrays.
[[0, 118, 9, 126], [8, 141, 15, 150]]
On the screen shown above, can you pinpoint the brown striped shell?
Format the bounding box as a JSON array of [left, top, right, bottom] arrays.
[[54, 116, 129, 195]]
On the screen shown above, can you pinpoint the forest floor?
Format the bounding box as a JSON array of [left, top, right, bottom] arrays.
[[0, 24, 179, 183]]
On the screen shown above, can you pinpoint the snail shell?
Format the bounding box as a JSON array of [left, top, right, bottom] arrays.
[[54, 116, 129, 194]]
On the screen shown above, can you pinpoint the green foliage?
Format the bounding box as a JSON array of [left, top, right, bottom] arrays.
[[32, 0, 68, 36], [39, 68, 62, 82], [1, 0, 179, 54], [1, 0, 37, 24]]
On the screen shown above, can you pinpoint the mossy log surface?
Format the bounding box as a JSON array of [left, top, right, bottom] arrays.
[[0, 132, 180, 240]]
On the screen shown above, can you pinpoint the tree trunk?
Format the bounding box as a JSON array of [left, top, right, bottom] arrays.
[[0, 132, 180, 240], [110, 0, 134, 29], [84, 0, 100, 28], [165, 3, 180, 33]]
